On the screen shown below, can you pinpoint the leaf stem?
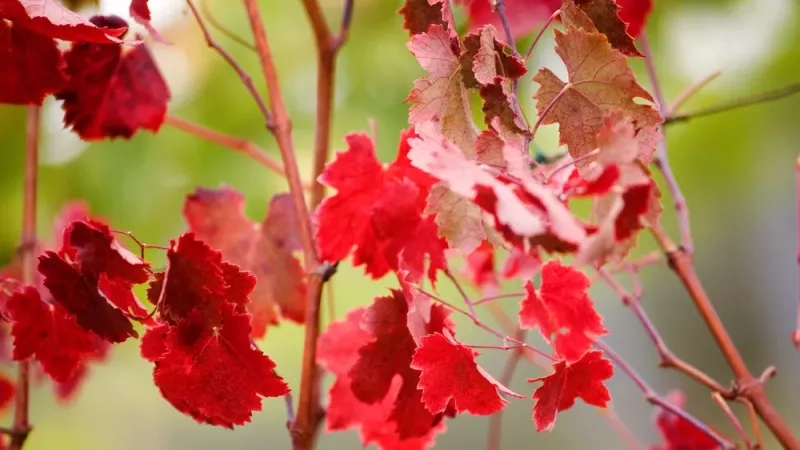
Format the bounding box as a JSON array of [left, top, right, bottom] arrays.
[[239, 2, 327, 449], [301, 0, 354, 211], [640, 33, 693, 254], [595, 341, 735, 450], [649, 225, 800, 449], [524, 9, 560, 64], [531, 82, 569, 141], [10, 106, 40, 450], [186, 0, 273, 127]]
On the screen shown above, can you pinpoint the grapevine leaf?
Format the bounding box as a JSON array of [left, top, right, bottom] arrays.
[[7, 286, 106, 382], [316, 132, 446, 283], [398, 0, 451, 36], [652, 390, 720, 450], [464, 240, 499, 294], [38, 252, 138, 343], [0, 0, 126, 43], [562, 0, 641, 57], [460, 26, 526, 89], [529, 350, 614, 431], [56, 15, 170, 140], [519, 261, 607, 362], [0, 375, 13, 414], [616, 0, 652, 38], [411, 333, 518, 415], [456, 0, 561, 39], [183, 187, 306, 338], [0, 20, 66, 105], [60, 219, 150, 284], [147, 304, 289, 428], [532, 26, 662, 161]]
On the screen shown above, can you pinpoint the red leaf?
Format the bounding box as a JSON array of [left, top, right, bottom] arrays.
[[457, 0, 561, 39], [617, 0, 652, 38], [411, 333, 513, 415], [0, 20, 66, 105], [56, 15, 170, 141], [529, 350, 614, 431], [147, 304, 289, 428], [97, 274, 151, 322], [398, 0, 452, 36], [149, 233, 228, 323], [61, 220, 150, 284], [38, 252, 138, 343], [518, 260, 607, 362], [651, 390, 720, 450], [318, 293, 454, 443], [0, 375, 14, 414], [7, 286, 106, 382], [464, 240, 499, 294], [316, 132, 446, 283], [0, 0, 127, 43], [562, 0, 642, 57], [183, 187, 306, 338]]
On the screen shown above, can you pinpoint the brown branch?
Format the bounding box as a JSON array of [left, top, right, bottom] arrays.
[[185, 0, 273, 127], [649, 225, 800, 449], [596, 341, 736, 450], [665, 83, 800, 125], [9, 106, 40, 450], [303, 0, 354, 211], [712, 392, 754, 450], [164, 115, 312, 189], [596, 269, 730, 396], [239, 2, 327, 450], [640, 34, 693, 254]]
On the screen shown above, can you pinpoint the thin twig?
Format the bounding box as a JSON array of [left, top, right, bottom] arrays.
[[712, 392, 753, 450], [444, 268, 478, 318], [185, 0, 273, 127], [649, 225, 800, 448], [599, 406, 643, 450], [9, 106, 40, 450], [164, 115, 312, 189], [238, 3, 326, 450], [200, 0, 257, 51], [740, 398, 764, 450], [303, 0, 355, 211], [487, 327, 525, 450], [668, 70, 722, 115], [596, 341, 736, 450], [524, 9, 560, 63], [596, 269, 731, 395], [640, 33, 693, 254], [666, 83, 800, 125]]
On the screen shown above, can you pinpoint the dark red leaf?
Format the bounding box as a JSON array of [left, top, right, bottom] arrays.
[[0, 20, 66, 105], [38, 252, 138, 343], [0, 0, 127, 43], [398, 0, 450, 36], [518, 260, 607, 362], [61, 220, 150, 284], [7, 286, 107, 382], [56, 15, 170, 141], [529, 350, 614, 431]]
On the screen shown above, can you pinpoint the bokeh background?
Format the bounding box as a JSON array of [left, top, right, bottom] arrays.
[[1, 0, 799, 448]]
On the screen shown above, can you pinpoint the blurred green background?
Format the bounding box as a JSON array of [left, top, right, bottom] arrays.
[[1, 0, 799, 448]]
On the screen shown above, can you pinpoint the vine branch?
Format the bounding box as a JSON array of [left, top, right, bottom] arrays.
[[239, 2, 329, 449], [9, 105, 40, 450], [303, 0, 355, 211], [649, 225, 800, 449], [665, 83, 800, 125]]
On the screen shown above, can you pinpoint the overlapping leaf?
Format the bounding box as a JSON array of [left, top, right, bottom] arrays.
[[316, 131, 446, 283], [183, 187, 306, 338], [56, 15, 170, 140], [0, 20, 66, 105], [519, 260, 607, 362], [532, 24, 662, 161], [0, 0, 126, 43]]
